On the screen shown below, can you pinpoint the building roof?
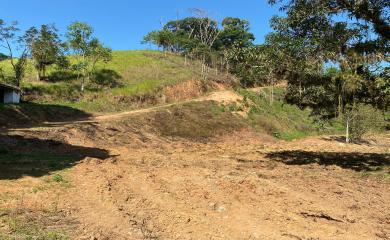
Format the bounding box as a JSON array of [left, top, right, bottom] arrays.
[[0, 83, 22, 92]]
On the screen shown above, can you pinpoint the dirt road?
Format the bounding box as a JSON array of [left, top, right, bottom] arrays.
[[22, 90, 242, 127]]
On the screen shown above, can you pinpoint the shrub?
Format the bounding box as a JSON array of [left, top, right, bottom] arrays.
[[346, 104, 386, 141], [90, 69, 122, 89]]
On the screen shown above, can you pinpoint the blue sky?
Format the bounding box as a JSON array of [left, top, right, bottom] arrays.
[[0, 0, 280, 50]]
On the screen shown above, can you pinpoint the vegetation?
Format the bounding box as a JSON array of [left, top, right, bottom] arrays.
[[0, 213, 69, 240], [122, 89, 342, 141], [236, 88, 344, 140], [66, 21, 112, 91], [142, 3, 388, 142], [25, 24, 67, 81], [264, 0, 389, 142], [0, 20, 28, 86], [146, 101, 246, 140], [143, 10, 255, 80], [0, 50, 233, 112], [0, 2, 388, 141]]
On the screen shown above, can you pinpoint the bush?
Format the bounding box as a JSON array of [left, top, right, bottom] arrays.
[[346, 104, 386, 141], [90, 69, 122, 89]]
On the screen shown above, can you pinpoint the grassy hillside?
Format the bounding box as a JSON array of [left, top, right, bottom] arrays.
[[0, 50, 343, 141], [235, 88, 344, 140], [117, 89, 343, 142], [0, 50, 235, 112]]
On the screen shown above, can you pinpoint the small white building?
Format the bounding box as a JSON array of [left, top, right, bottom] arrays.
[[0, 83, 21, 104]]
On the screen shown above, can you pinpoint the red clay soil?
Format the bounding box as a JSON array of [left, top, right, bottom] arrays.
[[0, 117, 389, 240]]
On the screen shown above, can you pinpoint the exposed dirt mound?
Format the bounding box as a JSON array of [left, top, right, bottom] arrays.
[[163, 79, 203, 103], [0, 101, 389, 239]]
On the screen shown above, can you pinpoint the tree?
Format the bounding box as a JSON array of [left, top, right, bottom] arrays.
[[268, 0, 390, 41], [66, 22, 112, 91], [267, 0, 389, 142], [87, 38, 112, 73], [226, 45, 266, 87], [0, 19, 28, 87], [0, 52, 8, 61], [268, 0, 389, 56], [25, 24, 66, 80], [215, 17, 255, 50]]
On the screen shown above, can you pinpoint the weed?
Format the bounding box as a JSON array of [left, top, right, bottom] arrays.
[[51, 174, 65, 183], [0, 214, 69, 239]]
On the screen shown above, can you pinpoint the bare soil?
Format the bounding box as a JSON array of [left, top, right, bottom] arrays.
[[0, 94, 389, 240]]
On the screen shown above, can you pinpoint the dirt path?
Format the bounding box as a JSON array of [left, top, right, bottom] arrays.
[[26, 90, 243, 127]]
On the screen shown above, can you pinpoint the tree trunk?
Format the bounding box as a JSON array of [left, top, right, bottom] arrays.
[[42, 66, 46, 80], [338, 93, 343, 119], [270, 82, 274, 105], [299, 80, 302, 106], [346, 115, 350, 143], [81, 77, 85, 92]]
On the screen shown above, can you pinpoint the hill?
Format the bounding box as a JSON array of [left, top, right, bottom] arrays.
[[0, 50, 389, 240], [0, 88, 388, 239], [0, 50, 344, 140], [0, 50, 236, 112]]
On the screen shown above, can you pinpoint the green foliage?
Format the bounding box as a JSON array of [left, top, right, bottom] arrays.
[[10, 50, 222, 113], [51, 174, 65, 183], [0, 52, 8, 61], [25, 24, 66, 80], [226, 43, 284, 87], [0, 19, 29, 86], [90, 69, 121, 89], [0, 213, 69, 239], [345, 104, 386, 141], [237, 88, 342, 140], [143, 15, 255, 72], [66, 21, 93, 54], [268, 0, 389, 42], [66, 21, 112, 90], [143, 15, 222, 58], [265, 0, 389, 136], [215, 17, 255, 50]]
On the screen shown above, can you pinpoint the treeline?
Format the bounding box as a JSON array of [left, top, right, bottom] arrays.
[[142, 10, 258, 85], [0, 20, 112, 90], [144, 4, 389, 142]]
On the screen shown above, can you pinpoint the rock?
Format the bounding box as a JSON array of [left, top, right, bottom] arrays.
[[213, 203, 226, 213]]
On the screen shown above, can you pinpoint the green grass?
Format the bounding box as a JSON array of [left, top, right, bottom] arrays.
[[1, 50, 211, 113], [0, 210, 69, 240], [236, 88, 343, 140]]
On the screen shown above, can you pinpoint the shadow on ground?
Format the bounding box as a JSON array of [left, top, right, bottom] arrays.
[[321, 136, 375, 146], [0, 103, 93, 128], [0, 133, 111, 180], [265, 150, 390, 172]]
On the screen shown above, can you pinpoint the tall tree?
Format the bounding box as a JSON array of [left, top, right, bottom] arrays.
[[268, 0, 389, 55], [267, 0, 389, 142], [215, 17, 255, 50], [0, 19, 28, 87], [25, 24, 66, 80], [66, 21, 112, 91]]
